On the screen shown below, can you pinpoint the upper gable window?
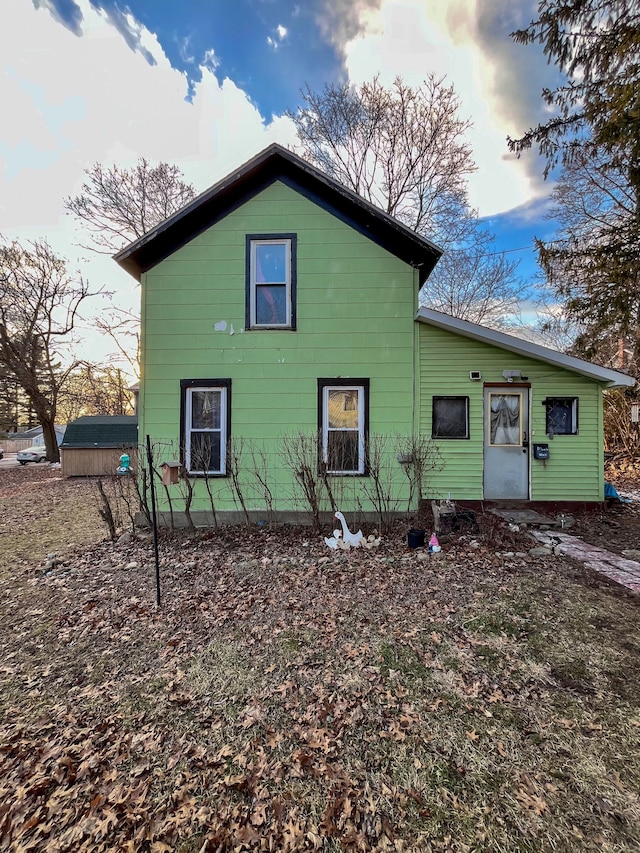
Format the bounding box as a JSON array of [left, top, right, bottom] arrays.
[[246, 235, 296, 330]]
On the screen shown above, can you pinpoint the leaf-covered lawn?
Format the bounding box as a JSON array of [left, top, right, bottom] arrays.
[[1, 472, 639, 851]]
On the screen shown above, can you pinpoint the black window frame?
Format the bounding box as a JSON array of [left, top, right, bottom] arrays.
[[318, 378, 370, 476], [543, 396, 579, 436], [180, 379, 232, 476], [245, 233, 297, 330], [432, 395, 470, 440]]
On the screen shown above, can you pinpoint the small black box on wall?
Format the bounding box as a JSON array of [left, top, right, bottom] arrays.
[[533, 443, 550, 460]]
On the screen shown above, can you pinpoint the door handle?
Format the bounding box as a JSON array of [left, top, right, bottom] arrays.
[[522, 431, 529, 452]]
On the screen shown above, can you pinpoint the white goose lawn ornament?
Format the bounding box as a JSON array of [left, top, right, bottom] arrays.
[[323, 529, 343, 549], [334, 511, 365, 547]]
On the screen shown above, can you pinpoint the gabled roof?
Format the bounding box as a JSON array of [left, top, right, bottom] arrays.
[[13, 425, 66, 439], [417, 307, 635, 388], [60, 415, 138, 448], [115, 144, 442, 285]]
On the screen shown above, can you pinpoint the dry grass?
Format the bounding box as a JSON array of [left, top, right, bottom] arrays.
[[0, 467, 104, 574], [0, 468, 639, 851]]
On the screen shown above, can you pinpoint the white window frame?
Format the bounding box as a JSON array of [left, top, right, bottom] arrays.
[[248, 237, 293, 329], [183, 383, 228, 475], [321, 383, 367, 475]]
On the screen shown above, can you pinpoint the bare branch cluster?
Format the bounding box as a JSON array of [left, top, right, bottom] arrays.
[[65, 158, 197, 253], [288, 75, 474, 239], [289, 75, 529, 326]]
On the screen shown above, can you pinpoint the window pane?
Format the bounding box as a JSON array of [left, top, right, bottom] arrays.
[[328, 389, 359, 429], [190, 432, 221, 472], [328, 431, 359, 473], [256, 284, 287, 325], [432, 396, 468, 438], [191, 390, 221, 429], [546, 399, 577, 435], [490, 394, 520, 445], [255, 243, 286, 283]]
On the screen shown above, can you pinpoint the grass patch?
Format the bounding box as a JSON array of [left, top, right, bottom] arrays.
[[1, 469, 639, 851]]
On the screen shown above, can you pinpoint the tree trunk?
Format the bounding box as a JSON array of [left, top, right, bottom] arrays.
[[30, 406, 60, 463]]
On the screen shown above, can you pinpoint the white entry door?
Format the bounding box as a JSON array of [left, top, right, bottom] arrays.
[[483, 387, 530, 499]]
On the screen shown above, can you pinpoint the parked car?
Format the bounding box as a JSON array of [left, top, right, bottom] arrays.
[[17, 445, 48, 465]]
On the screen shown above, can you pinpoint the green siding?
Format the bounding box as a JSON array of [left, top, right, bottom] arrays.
[[418, 324, 605, 502], [140, 180, 417, 514]]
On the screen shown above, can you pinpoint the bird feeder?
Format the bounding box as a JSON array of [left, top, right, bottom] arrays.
[[116, 453, 132, 474], [161, 460, 181, 485]]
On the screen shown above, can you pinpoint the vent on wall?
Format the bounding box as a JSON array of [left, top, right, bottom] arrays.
[[469, 370, 482, 381]]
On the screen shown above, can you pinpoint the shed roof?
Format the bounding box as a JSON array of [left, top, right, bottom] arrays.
[[417, 307, 635, 388], [60, 415, 138, 448], [114, 144, 443, 285]]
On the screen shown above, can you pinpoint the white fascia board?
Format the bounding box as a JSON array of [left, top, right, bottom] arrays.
[[416, 307, 635, 388]]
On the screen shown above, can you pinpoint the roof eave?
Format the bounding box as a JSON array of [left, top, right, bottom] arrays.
[[416, 307, 636, 388], [114, 144, 442, 282]]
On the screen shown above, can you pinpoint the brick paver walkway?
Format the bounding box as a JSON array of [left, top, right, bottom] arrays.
[[533, 530, 640, 593]]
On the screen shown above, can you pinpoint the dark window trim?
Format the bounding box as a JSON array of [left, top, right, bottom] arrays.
[[245, 233, 297, 330], [180, 378, 232, 476], [542, 396, 579, 436], [432, 395, 470, 440], [317, 378, 370, 476]]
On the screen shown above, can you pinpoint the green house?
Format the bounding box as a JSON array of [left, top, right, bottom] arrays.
[[115, 144, 633, 523]]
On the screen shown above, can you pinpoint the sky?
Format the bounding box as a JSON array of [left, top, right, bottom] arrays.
[[1, 0, 563, 369]]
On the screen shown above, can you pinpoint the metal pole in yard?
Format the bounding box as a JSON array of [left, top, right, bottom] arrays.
[[146, 434, 161, 607]]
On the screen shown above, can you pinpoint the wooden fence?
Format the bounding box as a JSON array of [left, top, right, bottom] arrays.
[[1, 439, 37, 453]]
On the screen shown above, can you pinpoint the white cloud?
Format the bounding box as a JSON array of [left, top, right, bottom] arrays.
[[339, 0, 552, 217], [1, 0, 297, 364], [267, 24, 288, 49]]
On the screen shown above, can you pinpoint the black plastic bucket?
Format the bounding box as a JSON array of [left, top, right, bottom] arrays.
[[407, 528, 425, 549]]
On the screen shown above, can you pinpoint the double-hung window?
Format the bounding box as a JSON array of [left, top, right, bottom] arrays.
[[319, 379, 369, 475], [246, 234, 296, 329], [180, 379, 231, 475]]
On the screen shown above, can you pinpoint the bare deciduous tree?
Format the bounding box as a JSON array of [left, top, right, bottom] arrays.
[[56, 364, 135, 423], [0, 238, 96, 462], [423, 219, 527, 329], [65, 158, 197, 377], [289, 75, 473, 238], [289, 76, 530, 326], [65, 158, 197, 253]]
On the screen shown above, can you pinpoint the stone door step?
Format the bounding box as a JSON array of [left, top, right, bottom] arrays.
[[491, 509, 559, 526]]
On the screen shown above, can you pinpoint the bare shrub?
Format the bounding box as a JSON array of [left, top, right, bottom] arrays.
[[359, 433, 400, 532], [280, 432, 326, 531], [248, 442, 276, 527], [604, 389, 640, 456], [95, 479, 116, 540], [397, 433, 444, 511], [92, 472, 142, 539], [227, 437, 251, 527]]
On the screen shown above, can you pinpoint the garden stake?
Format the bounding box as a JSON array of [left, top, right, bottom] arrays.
[[146, 434, 161, 607]]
